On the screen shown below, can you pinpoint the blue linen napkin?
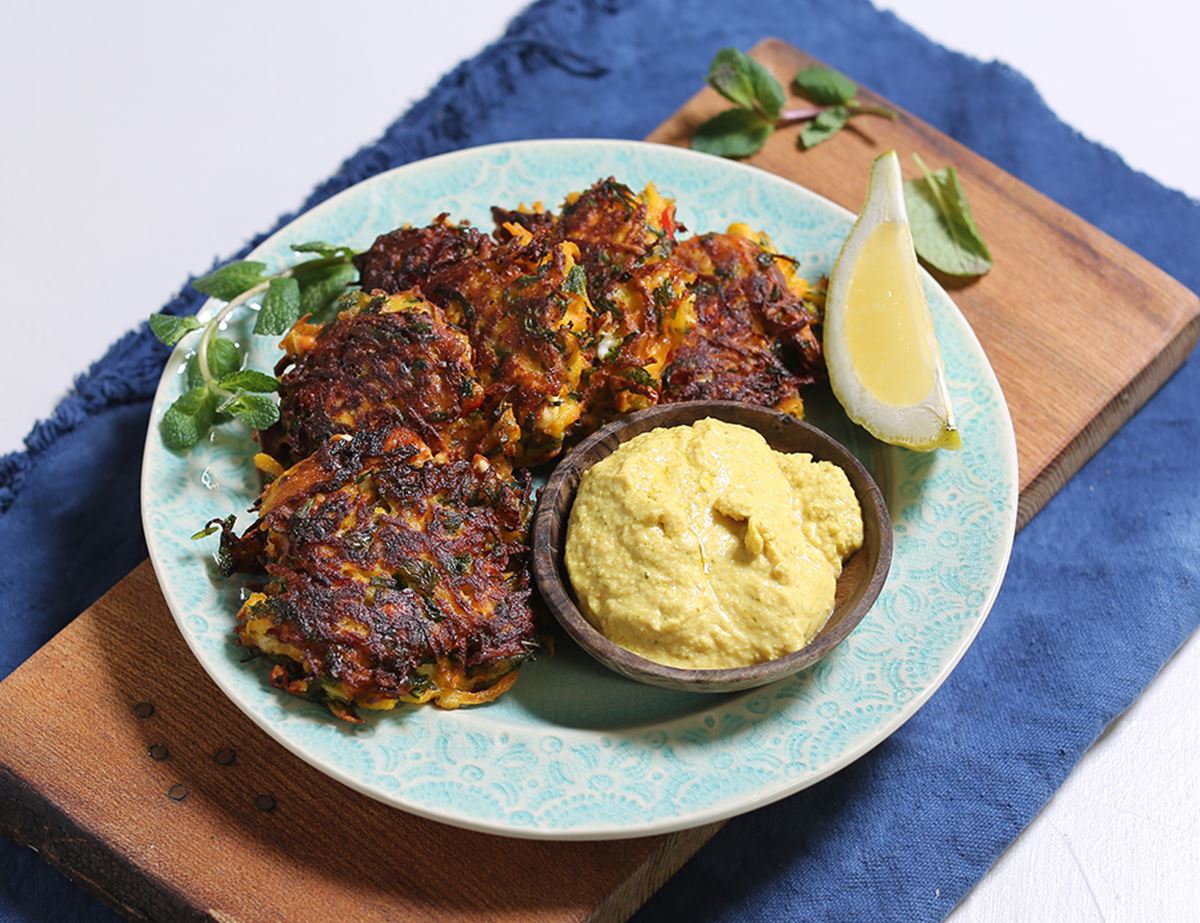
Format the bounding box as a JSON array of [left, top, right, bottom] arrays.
[[2, 1, 1197, 920]]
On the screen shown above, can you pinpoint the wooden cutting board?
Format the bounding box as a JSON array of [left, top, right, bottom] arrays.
[[1, 39, 1196, 923]]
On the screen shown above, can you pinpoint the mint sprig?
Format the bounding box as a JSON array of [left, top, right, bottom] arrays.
[[149, 245, 360, 452], [904, 153, 993, 277], [691, 52, 897, 159]]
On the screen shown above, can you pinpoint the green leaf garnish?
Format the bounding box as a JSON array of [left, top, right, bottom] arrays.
[[792, 66, 858, 105], [904, 153, 993, 277], [692, 108, 774, 159], [255, 276, 301, 335], [223, 393, 280, 430], [160, 242, 357, 454], [693, 50, 895, 160], [161, 386, 217, 450], [192, 260, 268, 301], [290, 241, 358, 261], [297, 261, 359, 322], [706, 47, 785, 119], [149, 314, 201, 346], [799, 106, 850, 149], [218, 369, 280, 393], [186, 337, 241, 388]]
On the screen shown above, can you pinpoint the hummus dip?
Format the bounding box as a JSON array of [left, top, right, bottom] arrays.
[[564, 418, 863, 669]]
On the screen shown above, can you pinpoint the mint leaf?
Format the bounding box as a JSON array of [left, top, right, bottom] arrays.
[[192, 260, 268, 301], [223, 393, 280, 430], [798, 105, 850, 149], [291, 241, 357, 261], [149, 314, 200, 346], [186, 337, 241, 388], [255, 276, 301, 335], [792, 66, 858, 105], [295, 261, 359, 322], [160, 386, 216, 450], [707, 47, 784, 119], [218, 369, 279, 393], [904, 155, 992, 277], [692, 108, 774, 159]]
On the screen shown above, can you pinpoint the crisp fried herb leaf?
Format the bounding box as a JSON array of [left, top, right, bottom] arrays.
[[692, 108, 774, 158], [904, 154, 993, 277], [161, 386, 216, 450], [792, 66, 857, 105], [218, 369, 279, 393], [149, 314, 201, 346], [707, 47, 785, 119], [255, 276, 301, 335], [192, 260, 268, 301], [186, 337, 241, 388], [798, 105, 850, 149]]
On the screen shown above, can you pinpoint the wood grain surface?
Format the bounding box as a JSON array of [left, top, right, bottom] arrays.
[[1, 40, 1196, 923], [648, 40, 1200, 529]]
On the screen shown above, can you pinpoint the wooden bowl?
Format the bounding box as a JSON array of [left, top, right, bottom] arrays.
[[532, 401, 892, 693]]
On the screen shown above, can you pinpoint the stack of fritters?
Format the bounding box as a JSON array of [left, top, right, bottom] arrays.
[[223, 178, 826, 720]]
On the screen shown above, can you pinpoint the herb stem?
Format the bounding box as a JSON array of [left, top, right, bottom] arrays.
[[777, 106, 824, 125], [196, 275, 286, 398]]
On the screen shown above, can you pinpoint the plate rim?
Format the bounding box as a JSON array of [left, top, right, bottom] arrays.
[[141, 137, 1019, 840]]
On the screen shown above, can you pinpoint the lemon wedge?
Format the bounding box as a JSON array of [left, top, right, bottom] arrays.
[[824, 150, 961, 451]]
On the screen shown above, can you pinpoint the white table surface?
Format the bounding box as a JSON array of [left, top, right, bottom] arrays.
[[1, 1, 1196, 920]]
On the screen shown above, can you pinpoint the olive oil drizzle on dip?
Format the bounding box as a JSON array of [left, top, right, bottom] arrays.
[[564, 419, 863, 669]]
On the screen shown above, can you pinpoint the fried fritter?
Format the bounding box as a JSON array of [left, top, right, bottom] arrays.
[[352, 215, 492, 295], [261, 291, 486, 465], [236, 178, 828, 719], [355, 212, 596, 464], [662, 225, 824, 415], [225, 429, 536, 717], [493, 179, 699, 425]]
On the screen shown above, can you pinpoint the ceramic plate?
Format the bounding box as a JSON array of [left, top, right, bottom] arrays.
[[142, 139, 1017, 840]]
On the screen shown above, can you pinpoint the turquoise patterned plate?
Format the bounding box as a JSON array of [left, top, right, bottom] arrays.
[[141, 140, 1017, 840]]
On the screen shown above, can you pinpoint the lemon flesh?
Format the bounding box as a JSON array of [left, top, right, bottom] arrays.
[[825, 151, 961, 451]]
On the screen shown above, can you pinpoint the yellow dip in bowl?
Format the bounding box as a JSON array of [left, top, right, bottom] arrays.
[[564, 418, 864, 669]]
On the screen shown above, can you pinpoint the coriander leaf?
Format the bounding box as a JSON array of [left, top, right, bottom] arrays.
[[255, 276, 301, 335], [707, 47, 785, 119], [186, 336, 241, 388], [149, 313, 201, 346], [792, 65, 858, 105], [564, 263, 588, 296], [904, 154, 993, 277], [296, 261, 359, 322], [625, 367, 657, 388], [224, 393, 280, 430], [160, 386, 216, 451], [192, 260, 268, 301], [291, 241, 358, 261], [798, 105, 850, 149], [218, 369, 279, 393], [691, 108, 774, 159]]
